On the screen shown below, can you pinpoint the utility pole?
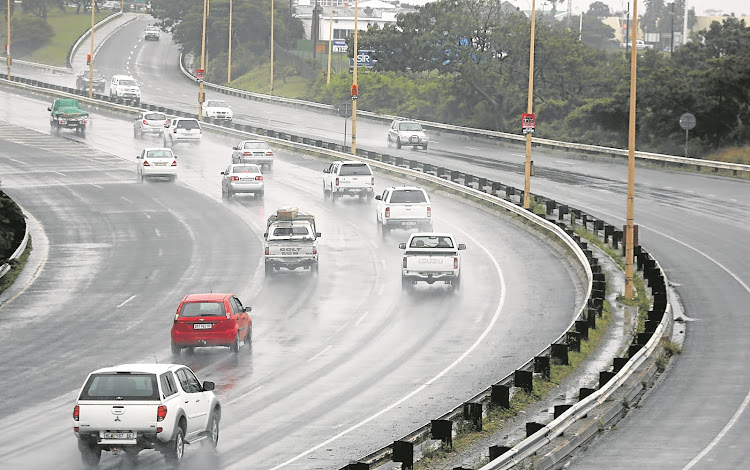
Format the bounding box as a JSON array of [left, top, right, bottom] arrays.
[[199, 0, 207, 120], [6, 0, 10, 80], [625, 0, 639, 299], [670, 2, 675, 54], [624, 2, 630, 53], [270, 0, 275, 94], [326, 0, 334, 84], [227, 0, 233, 82], [682, 0, 688, 46], [523, 0, 537, 209], [351, 0, 359, 155], [88, 0, 95, 98]]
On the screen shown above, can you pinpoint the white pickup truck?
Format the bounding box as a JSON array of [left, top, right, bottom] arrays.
[[323, 160, 375, 201], [73, 363, 220, 466], [376, 186, 433, 237], [399, 233, 466, 290], [264, 207, 321, 275]]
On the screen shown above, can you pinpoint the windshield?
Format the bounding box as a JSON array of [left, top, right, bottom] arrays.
[[399, 122, 422, 132], [144, 113, 167, 120], [207, 101, 229, 108], [410, 236, 453, 248], [390, 189, 427, 203], [339, 163, 372, 176], [179, 301, 225, 317], [146, 150, 172, 159], [79, 373, 159, 401], [232, 165, 261, 174], [119, 79, 138, 86], [242, 141, 270, 150], [177, 120, 200, 130]]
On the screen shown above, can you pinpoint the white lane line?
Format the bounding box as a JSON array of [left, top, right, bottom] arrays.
[[556, 160, 576, 165], [144, 214, 151, 219], [158, 248, 163, 257], [268, 228, 507, 470], [354, 311, 368, 326], [90, 184, 103, 189], [6, 157, 28, 165], [582, 206, 750, 469], [53, 171, 66, 176], [154, 228, 161, 237], [306, 345, 332, 362], [224, 386, 263, 407], [121, 196, 132, 203], [116, 295, 136, 308]]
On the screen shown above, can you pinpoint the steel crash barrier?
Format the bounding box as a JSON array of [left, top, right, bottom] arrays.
[[0, 211, 28, 280], [1, 75, 673, 469]]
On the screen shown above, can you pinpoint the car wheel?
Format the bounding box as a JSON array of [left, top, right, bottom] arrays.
[[137, 171, 143, 183], [227, 189, 234, 199], [163, 425, 185, 465], [367, 191, 374, 201], [258, 191, 264, 200], [245, 323, 253, 347], [331, 189, 338, 203], [80, 126, 86, 136], [221, 186, 228, 200], [401, 277, 411, 291], [206, 413, 220, 449], [124, 447, 140, 465], [133, 127, 138, 138], [323, 182, 329, 197], [170, 175, 177, 183], [170, 341, 181, 355], [312, 261, 319, 275], [386, 135, 391, 147], [381, 222, 390, 239], [231, 332, 240, 353], [423, 143, 428, 150], [78, 440, 101, 467], [265, 261, 273, 276], [396, 137, 402, 149], [452, 275, 461, 291]]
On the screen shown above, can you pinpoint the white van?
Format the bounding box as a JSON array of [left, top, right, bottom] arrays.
[[109, 75, 141, 104]]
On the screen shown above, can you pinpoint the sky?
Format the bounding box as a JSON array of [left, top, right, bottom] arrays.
[[508, 0, 750, 16]]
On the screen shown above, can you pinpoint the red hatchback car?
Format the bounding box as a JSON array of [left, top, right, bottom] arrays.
[[170, 293, 252, 354]]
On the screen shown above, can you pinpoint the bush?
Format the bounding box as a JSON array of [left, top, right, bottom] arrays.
[[0, 191, 26, 262]]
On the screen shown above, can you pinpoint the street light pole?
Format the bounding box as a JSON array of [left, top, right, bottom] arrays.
[[120, 0, 124, 13], [6, 0, 10, 80], [351, 0, 358, 155], [199, 0, 207, 120], [227, 0, 233, 82], [88, 0, 95, 98], [523, 0, 537, 209], [270, 0, 274, 94], [624, 0, 639, 299], [326, 0, 334, 84]]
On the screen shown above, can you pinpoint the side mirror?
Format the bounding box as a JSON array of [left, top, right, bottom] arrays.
[[232, 146, 239, 150], [220, 171, 225, 175], [315, 232, 322, 238], [263, 233, 268, 238], [244, 306, 251, 312], [398, 243, 406, 249], [375, 195, 382, 200], [202, 381, 215, 392], [458, 244, 466, 250], [323, 168, 330, 173], [47, 106, 52, 111], [164, 123, 170, 128], [136, 155, 142, 159]]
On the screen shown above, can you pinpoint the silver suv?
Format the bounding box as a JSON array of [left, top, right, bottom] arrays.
[[388, 118, 429, 150]]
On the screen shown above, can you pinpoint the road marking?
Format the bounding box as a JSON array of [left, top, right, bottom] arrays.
[[355, 311, 368, 325], [307, 345, 332, 362], [144, 214, 151, 219], [555, 160, 576, 165], [121, 196, 132, 203], [224, 386, 263, 406], [6, 157, 28, 165], [268, 227, 506, 470], [154, 228, 161, 237], [116, 295, 136, 308], [90, 184, 103, 189], [53, 171, 66, 176]]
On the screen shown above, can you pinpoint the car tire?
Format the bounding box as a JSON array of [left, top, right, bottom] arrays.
[[170, 175, 177, 183], [231, 332, 240, 353], [133, 127, 138, 138], [381, 222, 390, 239], [312, 261, 319, 275], [396, 137, 402, 149], [78, 440, 101, 467], [386, 135, 391, 147], [331, 189, 338, 203], [401, 277, 411, 291], [323, 183, 329, 197], [422, 143, 428, 150], [221, 186, 228, 200], [367, 191, 374, 201], [137, 172, 143, 183], [206, 413, 220, 449], [227, 189, 234, 199], [170, 342, 181, 355], [265, 261, 273, 276], [80, 126, 86, 136], [124, 447, 140, 465], [258, 191, 264, 200], [245, 323, 253, 347], [452, 275, 461, 291], [163, 425, 185, 465]]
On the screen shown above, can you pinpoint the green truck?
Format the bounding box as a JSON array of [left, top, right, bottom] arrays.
[[48, 98, 88, 135]]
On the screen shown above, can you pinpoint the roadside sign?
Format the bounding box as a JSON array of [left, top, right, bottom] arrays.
[[679, 112, 696, 130], [332, 39, 347, 53], [338, 102, 352, 118], [522, 113, 535, 134], [196, 69, 205, 81]]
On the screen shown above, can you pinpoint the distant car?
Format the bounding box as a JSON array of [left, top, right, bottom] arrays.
[[231, 140, 274, 170], [134, 111, 169, 138], [109, 74, 141, 104], [202, 99, 233, 122], [144, 25, 160, 41], [387, 118, 429, 150], [101, 1, 120, 11], [221, 163, 264, 199], [163, 117, 202, 146], [170, 293, 252, 354], [75, 69, 106, 93], [136, 147, 177, 182]]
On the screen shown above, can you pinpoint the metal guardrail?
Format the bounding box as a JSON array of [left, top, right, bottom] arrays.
[[9, 59, 70, 74], [177, 54, 750, 176], [0, 215, 29, 280], [0, 74, 670, 470]]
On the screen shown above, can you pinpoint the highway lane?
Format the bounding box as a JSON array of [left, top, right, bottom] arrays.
[[71, 18, 750, 470], [0, 87, 582, 469]]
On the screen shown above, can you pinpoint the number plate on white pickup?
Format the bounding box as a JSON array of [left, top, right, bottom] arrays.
[[401, 222, 417, 226], [104, 432, 134, 439], [193, 323, 213, 329]]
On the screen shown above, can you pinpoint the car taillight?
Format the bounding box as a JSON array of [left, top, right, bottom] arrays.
[[243, 152, 251, 156], [454, 257, 459, 269], [174, 312, 179, 323], [171, 160, 177, 166], [371, 177, 375, 186], [231, 176, 239, 181], [265, 246, 269, 255], [255, 176, 263, 180], [73, 405, 80, 421], [157, 405, 167, 422], [164, 120, 170, 126], [403, 257, 407, 268], [427, 206, 432, 218], [143, 119, 148, 125], [313, 248, 317, 255], [173, 128, 177, 133], [335, 177, 339, 187], [385, 207, 390, 218], [226, 307, 231, 319], [266, 151, 273, 156], [143, 160, 150, 166]]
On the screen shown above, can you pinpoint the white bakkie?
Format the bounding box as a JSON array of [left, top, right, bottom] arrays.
[[375, 186, 433, 237], [264, 207, 321, 275], [399, 233, 466, 290], [323, 160, 375, 201]]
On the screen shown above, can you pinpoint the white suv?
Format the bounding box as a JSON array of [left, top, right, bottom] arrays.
[[73, 363, 220, 466], [387, 118, 429, 150], [110, 74, 141, 104], [163, 117, 202, 146]]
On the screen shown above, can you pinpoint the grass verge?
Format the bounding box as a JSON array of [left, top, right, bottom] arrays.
[[0, 236, 32, 295]]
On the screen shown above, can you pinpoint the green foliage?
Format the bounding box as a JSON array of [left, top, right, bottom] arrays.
[[0, 191, 26, 262]]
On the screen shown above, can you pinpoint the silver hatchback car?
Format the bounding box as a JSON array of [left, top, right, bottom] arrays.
[[221, 164, 264, 199], [134, 111, 169, 138]]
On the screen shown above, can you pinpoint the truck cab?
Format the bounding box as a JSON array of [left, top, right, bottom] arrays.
[[264, 207, 321, 275]]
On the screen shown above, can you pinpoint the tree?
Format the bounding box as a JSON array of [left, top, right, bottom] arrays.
[[587, 1, 611, 17], [21, 0, 66, 18]]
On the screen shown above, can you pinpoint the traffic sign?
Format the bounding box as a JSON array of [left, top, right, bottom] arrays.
[[679, 112, 696, 130], [522, 113, 535, 134], [196, 69, 205, 81]]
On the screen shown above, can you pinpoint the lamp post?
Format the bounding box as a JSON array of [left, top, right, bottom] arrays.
[[523, 0, 537, 209], [351, 0, 358, 155], [227, 0, 233, 82], [624, 0, 639, 299], [198, 0, 207, 120], [6, 0, 10, 80], [88, 0, 95, 99], [326, 0, 334, 84], [120, 0, 124, 12], [270, 0, 274, 94]]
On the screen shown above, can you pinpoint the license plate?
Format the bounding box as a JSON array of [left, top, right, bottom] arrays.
[[154, 162, 166, 166], [104, 432, 134, 439], [193, 323, 213, 329], [410, 137, 418, 142], [402, 222, 417, 226]]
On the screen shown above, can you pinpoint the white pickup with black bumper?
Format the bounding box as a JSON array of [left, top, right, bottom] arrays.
[[399, 233, 465, 291]]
